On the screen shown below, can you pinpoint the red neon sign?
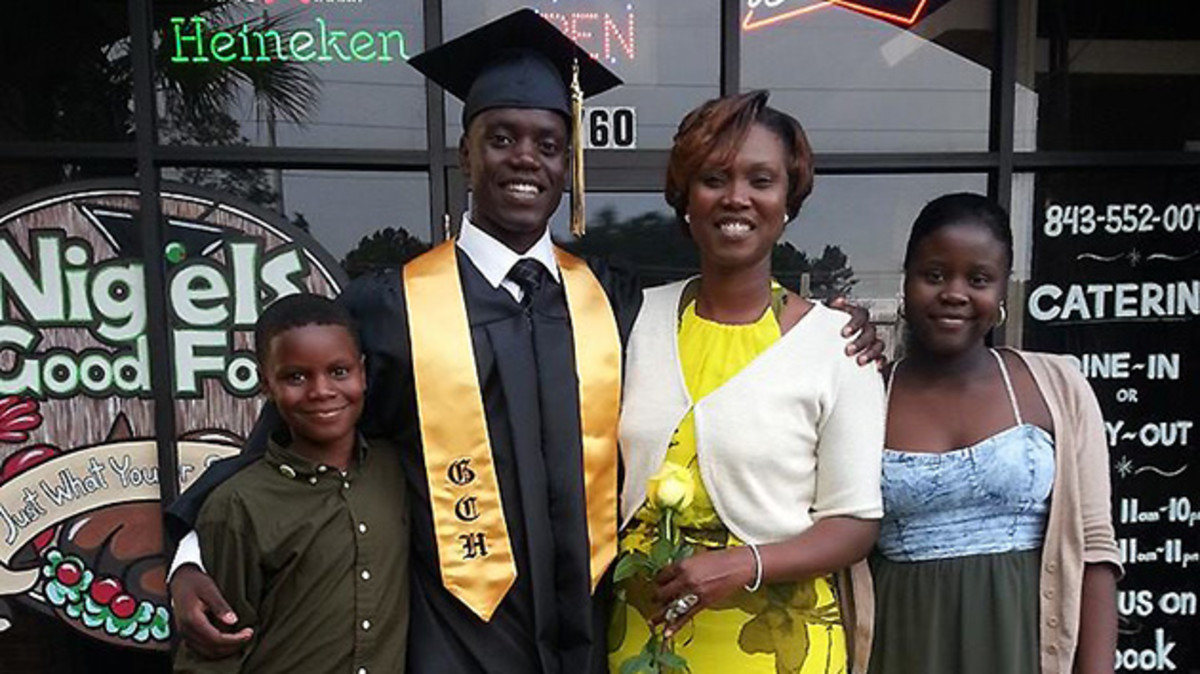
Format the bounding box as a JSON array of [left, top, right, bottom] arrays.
[[743, 0, 929, 32], [539, 9, 637, 65]]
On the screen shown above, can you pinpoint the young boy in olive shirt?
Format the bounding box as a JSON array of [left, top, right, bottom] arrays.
[[174, 295, 409, 674]]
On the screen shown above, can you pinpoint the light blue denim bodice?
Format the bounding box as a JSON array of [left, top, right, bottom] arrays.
[[877, 350, 1055, 562]]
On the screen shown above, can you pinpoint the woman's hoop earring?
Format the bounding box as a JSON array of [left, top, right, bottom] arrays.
[[684, 213, 691, 224], [997, 303, 1008, 326], [897, 295, 906, 320]]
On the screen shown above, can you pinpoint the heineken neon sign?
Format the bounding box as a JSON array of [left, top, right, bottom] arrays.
[[169, 16, 411, 64]]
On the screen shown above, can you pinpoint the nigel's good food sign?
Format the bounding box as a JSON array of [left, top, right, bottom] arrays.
[[0, 181, 344, 649]]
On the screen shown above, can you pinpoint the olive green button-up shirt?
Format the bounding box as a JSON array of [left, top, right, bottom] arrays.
[[174, 436, 409, 674]]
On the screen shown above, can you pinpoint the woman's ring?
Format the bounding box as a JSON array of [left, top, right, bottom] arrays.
[[665, 593, 700, 622]]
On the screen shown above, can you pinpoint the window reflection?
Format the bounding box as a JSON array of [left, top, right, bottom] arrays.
[[281, 170, 431, 274], [554, 178, 988, 310], [742, 0, 995, 152], [550, 193, 693, 286], [0, 6, 133, 143], [796, 173, 988, 300], [0, 162, 136, 206], [163, 167, 431, 275], [798, 173, 986, 355], [553, 179, 986, 360], [155, 0, 426, 149], [1034, 0, 1200, 150]]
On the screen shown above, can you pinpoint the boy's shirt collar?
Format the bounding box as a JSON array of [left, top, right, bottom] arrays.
[[264, 434, 369, 481]]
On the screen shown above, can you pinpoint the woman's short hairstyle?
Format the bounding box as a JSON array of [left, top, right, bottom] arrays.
[[903, 192, 1014, 273], [664, 90, 814, 233]]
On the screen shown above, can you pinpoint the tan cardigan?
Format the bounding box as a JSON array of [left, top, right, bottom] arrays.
[[846, 348, 1123, 674]]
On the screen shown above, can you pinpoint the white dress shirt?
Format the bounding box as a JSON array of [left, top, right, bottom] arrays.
[[169, 215, 561, 579], [456, 213, 560, 302]]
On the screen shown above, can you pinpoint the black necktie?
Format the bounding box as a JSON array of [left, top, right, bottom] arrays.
[[507, 258, 546, 307]]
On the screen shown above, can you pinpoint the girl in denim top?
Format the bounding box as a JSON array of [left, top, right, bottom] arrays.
[[866, 193, 1120, 674]]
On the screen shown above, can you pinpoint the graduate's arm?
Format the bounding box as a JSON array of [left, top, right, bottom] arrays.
[[172, 269, 412, 657], [171, 562, 254, 659], [166, 400, 279, 656], [173, 494, 262, 671], [165, 404, 278, 544], [337, 267, 415, 439]]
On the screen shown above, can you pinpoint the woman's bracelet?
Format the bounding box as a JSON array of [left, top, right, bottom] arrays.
[[743, 543, 763, 592]]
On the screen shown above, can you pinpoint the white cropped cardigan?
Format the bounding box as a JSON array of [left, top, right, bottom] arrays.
[[618, 279, 886, 543]]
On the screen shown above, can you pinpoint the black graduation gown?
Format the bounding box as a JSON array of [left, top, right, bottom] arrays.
[[167, 248, 642, 674]]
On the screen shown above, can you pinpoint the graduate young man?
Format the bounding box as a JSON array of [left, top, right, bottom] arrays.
[[167, 9, 880, 674]]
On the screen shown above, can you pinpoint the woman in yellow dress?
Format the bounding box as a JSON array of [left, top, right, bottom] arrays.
[[611, 91, 886, 674]]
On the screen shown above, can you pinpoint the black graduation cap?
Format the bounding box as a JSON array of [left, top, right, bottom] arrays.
[[410, 8, 621, 127], [409, 8, 623, 235]]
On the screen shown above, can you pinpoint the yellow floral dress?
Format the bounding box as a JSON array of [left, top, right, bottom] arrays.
[[609, 298, 847, 674]]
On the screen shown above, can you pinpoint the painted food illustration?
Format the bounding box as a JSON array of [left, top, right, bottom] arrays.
[[1, 402, 169, 647]]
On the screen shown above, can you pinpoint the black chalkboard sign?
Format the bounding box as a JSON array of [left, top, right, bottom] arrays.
[[1025, 171, 1199, 673]]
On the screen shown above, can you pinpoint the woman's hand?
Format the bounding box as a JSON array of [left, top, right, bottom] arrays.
[[652, 547, 755, 637], [827, 296, 887, 367], [651, 518, 878, 637]]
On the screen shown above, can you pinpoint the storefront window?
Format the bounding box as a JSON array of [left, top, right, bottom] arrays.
[[1023, 170, 1200, 667], [555, 175, 989, 302], [742, 0, 996, 152], [1033, 0, 1200, 151], [156, 182, 348, 496], [281, 170, 432, 270], [154, 0, 427, 149], [2, 1, 1197, 671], [798, 173, 988, 297], [0, 6, 134, 144], [444, 1, 720, 149], [162, 168, 432, 272], [0, 162, 136, 209], [549, 192, 688, 286], [0, 183, 168, 672]]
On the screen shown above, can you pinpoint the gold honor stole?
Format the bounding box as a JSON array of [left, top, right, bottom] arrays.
[[403, 241, 621, 622]]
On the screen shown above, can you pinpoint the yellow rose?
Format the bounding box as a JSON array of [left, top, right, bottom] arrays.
[[647, 461, 695, 511]]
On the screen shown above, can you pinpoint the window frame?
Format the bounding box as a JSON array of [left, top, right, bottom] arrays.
[[1, 0, 1198, 509]]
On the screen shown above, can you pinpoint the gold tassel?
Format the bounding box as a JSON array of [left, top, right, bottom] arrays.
[[570, 57, 586, 238]]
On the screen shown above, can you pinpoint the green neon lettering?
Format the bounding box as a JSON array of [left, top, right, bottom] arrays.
[[211, 32, 237, 62], [316, 17, 350, 62], [237, 25, 254, 62], [350, 31, 375, 61], [170, 16, 209, 63], [167, 16, 407, 64], [376, 29, 408, 61], [290, 31, 314, 61], [260, 29, 284, 61]]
